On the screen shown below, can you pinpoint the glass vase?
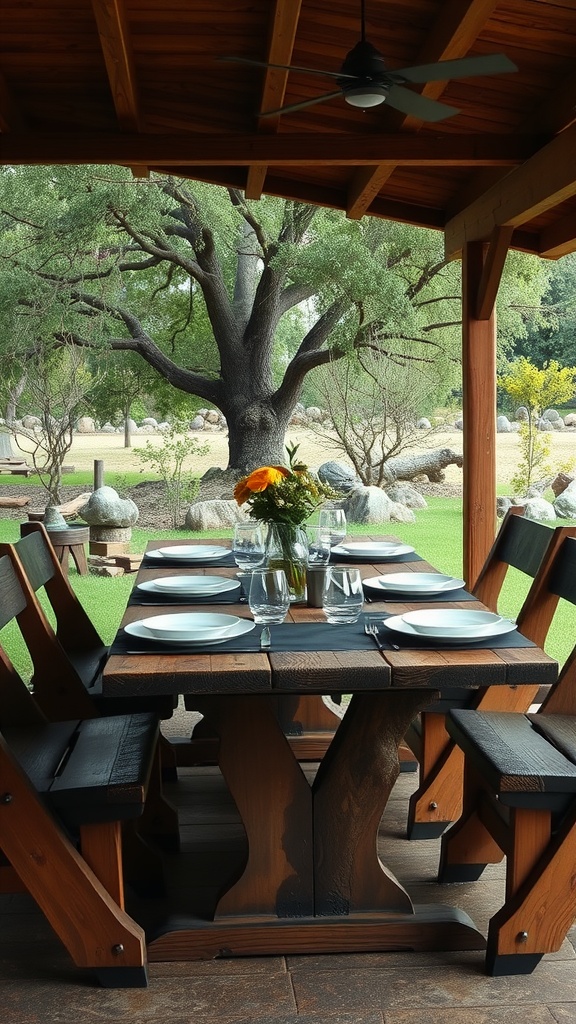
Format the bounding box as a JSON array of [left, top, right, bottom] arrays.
[[265, 523, 309, 603]]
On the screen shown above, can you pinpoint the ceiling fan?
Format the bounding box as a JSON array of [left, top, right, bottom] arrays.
[[222, 0, 517, 123]]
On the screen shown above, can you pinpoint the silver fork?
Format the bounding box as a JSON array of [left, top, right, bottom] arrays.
[[364, 622, 399, 651]]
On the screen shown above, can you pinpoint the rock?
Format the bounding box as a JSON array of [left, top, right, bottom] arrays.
[[554, 480, 576, 519], [126, 417, 138, 434], [190, 415, 205, 430], [497, 496, 513, 518], [289, 411, 308, 426], [417, 417, 431, 429], [564, 413, 576, 427], [342, 485, 415, 524], [317, 461, 358, 493], [139, 424, 156, 433], [185, 499, 248, 531], [385, 481, 428, 509], [516, 406, 529, 421], [141, 417, 158, 427], [197, 408, 208, 418], [22, 415, 41, 429], [75, 416, 96, 433], [158, 421, 171, 432], [89, 526, 133, 543], [101, 422, 116, 433], [551, 472, 575, 497], [454, 418, 463, 430], [497, 415, 511, 433], [79, 485, 139, 527], [543, 408, 560, 421], [305, 406, 324, 423], [522, 497, 556, 521], [205, 409, 220, 424], [552, 418, 565, 429]]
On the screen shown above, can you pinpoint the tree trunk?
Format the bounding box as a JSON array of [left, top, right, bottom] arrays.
[[0, 429, 14, 459], [224, 399, 292, 473], [383, 447, 463, 483]]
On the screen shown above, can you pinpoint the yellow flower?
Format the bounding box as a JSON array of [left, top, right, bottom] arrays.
[[234, 465, 289, 505]]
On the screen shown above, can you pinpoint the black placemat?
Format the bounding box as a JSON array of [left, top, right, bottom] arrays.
[[110, 615, 535, 656], [364, 585, 475, 604]]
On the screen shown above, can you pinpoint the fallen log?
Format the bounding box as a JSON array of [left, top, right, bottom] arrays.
[[383, 447, 463, 483], [0, 496, 30, 508]]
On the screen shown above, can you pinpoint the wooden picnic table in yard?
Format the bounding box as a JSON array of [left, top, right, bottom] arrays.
[[102, 537, 557, 963]]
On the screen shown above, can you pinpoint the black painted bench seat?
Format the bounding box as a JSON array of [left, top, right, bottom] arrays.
[[5, 712, 159, 828]]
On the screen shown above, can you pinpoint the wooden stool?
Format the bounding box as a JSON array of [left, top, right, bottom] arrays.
[[21, 523, 90, 576]]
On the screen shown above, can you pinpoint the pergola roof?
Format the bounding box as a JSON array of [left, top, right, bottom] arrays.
[[1, 1, 575, 260]]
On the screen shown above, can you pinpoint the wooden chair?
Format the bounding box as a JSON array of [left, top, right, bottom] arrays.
[[3, 523, 175, 722], [0, 552, 160, 986], [406, 510, 576, 838], [438, 534, 576, 975]]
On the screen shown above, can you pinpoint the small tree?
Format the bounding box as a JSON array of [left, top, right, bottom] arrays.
[[136, 424, 210, 528], [312, 347, 444, 485], [10, 346, 94, 506], [498, 357, 576, 494]]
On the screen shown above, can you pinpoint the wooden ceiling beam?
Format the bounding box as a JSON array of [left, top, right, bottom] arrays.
[[538, 213, 576, 260], [90, 0, 141, 132], [346, 0, 500, 220], [0, 132, 543, 167], [445, 122, 576, 258], [0, 69, 27, 133], [245, 0, 303, 201]]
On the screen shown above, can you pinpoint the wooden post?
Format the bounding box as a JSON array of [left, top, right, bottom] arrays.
[[462, 241, 497, 588], [94, 459, 104, 490]]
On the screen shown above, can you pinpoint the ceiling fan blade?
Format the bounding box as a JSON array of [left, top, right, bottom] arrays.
[[394, 53, 517, 85], [385, 85, 459, 122], [219, 55, 347, 80], [259, 91, 343, 118]]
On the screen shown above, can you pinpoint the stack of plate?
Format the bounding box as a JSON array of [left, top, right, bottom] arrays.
[[137, 575, 238, 597], [383, 609, 515, 643], [124, 612, 255, 645], [331, 541, 415, 561], [147, 545, 229, 562], [363, 572, 465, 596]]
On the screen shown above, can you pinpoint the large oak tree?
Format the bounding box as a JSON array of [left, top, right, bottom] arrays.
[[0, 166, 550, 472]]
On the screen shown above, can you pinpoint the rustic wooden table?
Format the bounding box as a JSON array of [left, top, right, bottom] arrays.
[[102, 537, 557, 962]]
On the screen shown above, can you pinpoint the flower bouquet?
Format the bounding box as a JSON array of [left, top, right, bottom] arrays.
[[234, 444, 337, 600]]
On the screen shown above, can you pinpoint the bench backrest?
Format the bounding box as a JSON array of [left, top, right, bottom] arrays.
[[537, 536, 576, 715], [0, 555, 48, 728], [472, 508, 554, 611]]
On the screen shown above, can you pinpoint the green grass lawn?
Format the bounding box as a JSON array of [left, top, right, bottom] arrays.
[[0, 497, 573, 679]]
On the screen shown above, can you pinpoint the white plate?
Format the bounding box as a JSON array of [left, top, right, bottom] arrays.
[[364, 572, 466, 595], [401, 609, 502, 636], [138, 576, 238, 596], [332, 542, 415, 561], [139, 612, 240, 640], [147, 545, 229, 561], [125, 617, 255, 646], [383, 613, 516, 643]]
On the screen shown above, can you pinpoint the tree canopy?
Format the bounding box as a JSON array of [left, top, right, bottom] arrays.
[[0, 165, 552, 471]]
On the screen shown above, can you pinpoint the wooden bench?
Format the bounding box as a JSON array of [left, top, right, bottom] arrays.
[[0, 458, 32, 477], [438, 534, 576, 975], [406, 511, 576, 839], [0, 548, 182, 986]]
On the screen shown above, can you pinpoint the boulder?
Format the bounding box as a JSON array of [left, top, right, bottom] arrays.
[[417, 417, 431, 429], [385, 481, 428, 509], [554, 480, 576, 519], [22, 415, 41, 429], [522, 497, 556, 522], [126, 417, 138, 434], [79, 485, 139, 527], [454, 418, 463, 430], [342, 485, 416, 524], [537, 418, 554, 431], [564, 413, 576, 427], [190, 415, 205, 430], [185, 499, 248, 531], [318, 461, 358, 493], [543, 408, 561, 421], [75, 416, 96, 433], [101, 422, 116, 433], [141, 417, 158, 427], [497, 415, 511, 433], [205, 409, 220, 424], [496, 496, 513, 518], [305, 406, 324, 423], [515, 406, 529, 421]]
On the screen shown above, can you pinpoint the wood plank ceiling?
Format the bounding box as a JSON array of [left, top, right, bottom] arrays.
[[0, 1, 575, 260]]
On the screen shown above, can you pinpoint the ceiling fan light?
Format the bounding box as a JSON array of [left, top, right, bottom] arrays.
[[344, 86, 387, 108]]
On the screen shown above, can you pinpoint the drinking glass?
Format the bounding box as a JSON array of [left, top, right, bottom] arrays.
[[318, 508, 347, 547], [305, 524, 331, 565], [322, 566, 364, 624], [232, 522, 265, 570], [248, 568, 290, 624]]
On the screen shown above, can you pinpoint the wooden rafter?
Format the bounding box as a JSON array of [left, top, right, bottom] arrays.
[[245, 0, 303, 201], [346, 0, 500, 220], [475, 226, 514, 321], [445, 122, 576, 258], [0, 132, 543, 167]]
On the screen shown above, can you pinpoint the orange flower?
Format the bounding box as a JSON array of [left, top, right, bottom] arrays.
[[234, 465, 289, 506]]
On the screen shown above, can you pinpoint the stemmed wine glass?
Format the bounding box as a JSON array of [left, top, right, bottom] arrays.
[[318, 508, 347, 548]]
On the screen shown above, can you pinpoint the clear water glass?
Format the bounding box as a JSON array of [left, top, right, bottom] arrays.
[[322, 566, 364, 624], [305, 524, 331, 565], [232, 522, 265, 570], [248, 568, 290, 624], [319, 508, 347, 547]]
